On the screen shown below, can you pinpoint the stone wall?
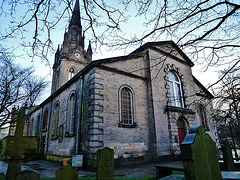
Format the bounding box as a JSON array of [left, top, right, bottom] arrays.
[[82, 68, 104, 161], [82, 66, 150, 160], [47, 79, 82, 156]]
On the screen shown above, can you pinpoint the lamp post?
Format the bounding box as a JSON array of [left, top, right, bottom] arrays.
[[5, 105, 30, 180], [226, 116, 239, 160]]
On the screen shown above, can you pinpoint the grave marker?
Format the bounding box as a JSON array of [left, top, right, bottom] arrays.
[[56, 164, 78, 180], [180, 126, 222, 180], [96, 147, 114, 180], [221, 138, 235, 171]]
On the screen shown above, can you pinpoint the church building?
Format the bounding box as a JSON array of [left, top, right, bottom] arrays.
[[28, 0, 217, 167]]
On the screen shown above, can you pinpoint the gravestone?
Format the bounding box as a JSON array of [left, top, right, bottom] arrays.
[[96, 147, 114, 180], [180, 126, 222, 180], [221, 138, 235, 171], [12, 170, 40, 180], [56, 164, 78, 180]]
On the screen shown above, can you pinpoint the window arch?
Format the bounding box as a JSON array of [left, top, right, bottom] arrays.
[[68, 67, 75, 80], [42, 109, 48, 130], [120, 87, 134, 125], [68, 93, 76, 134], [168, 71, 184, 107], [199, 104, 208, 129], [52, 103, 59, 137]]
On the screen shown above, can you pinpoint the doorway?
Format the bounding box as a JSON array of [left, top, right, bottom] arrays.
[[177, 117, 188, 144]]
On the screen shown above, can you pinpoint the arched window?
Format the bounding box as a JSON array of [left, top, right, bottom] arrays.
[[29, 118, 34, 136], [36, 115, 40, 136], [199, 104, 208, 129], [120, 87, 134, 125], [56, 69, 60, 89], [69, 93, 76, 134], [52, 103, 59, 137], [42, 109, 48, 130], [68, 67, 75, 80], [168, 71, 184, 107]]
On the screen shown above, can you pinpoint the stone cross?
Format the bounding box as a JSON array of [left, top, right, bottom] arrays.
[[6, 107, 27, 180], [96, 147, 114, 180], [180, 126, 222, 180], [221, 138, 235, 171]]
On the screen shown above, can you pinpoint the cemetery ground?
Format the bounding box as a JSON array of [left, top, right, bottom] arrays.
[[0, 159, 159, 179]]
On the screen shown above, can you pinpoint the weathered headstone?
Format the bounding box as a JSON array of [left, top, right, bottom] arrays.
[[56, 164, 78, 180], [221, 138, 235, 171], [180, 126, 222, 180], [12, 170, 40, 180], [96, 147, 114, 180]]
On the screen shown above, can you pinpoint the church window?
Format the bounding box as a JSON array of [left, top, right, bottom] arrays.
[[29, 118, 34, 136], [42, 109, 48, 131], [36, 114, 40, 136], [52, 103, 59, 137], [199, 104, 208, 129], [56, 69, 60, 89], [68, 67, 75, 80], [120, 87, 134, 125], [68, 93, 76, 134], [168, 71, 184, 108]]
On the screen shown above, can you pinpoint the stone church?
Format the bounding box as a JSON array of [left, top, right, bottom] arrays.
[[28, 0, 217, 167]]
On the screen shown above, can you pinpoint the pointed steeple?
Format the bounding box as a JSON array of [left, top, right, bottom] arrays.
[[53, 45, 60, 67], [69, 0, 81, 27], [87, 41, 92, 62]]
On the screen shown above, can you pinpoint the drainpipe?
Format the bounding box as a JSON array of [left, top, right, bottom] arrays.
[[76, 76, 84, 154], [46, 99, 53, 157], [144, 50, 157, 151]]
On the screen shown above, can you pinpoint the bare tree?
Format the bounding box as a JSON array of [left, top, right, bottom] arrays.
[[213, 69, 240, 141], [0, 54, 48, 129], [0, 0, 239, 77]]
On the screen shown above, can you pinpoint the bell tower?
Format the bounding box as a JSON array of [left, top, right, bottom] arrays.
[[51, 0, 92, 94]]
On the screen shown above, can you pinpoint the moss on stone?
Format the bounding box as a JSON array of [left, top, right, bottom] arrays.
[[96, 147, 114, 180]]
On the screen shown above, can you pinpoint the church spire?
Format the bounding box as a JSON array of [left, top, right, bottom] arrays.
[[69, 0, 81, 27]]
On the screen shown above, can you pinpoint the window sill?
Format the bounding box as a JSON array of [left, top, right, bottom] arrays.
[[118, 123, 138, 128], [65, 133, 75, 137], [165, 105, 195, 114]]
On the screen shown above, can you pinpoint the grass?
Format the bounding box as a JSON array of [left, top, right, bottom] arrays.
[[40, 175, 156, 180], [173, 171, 184, 175]]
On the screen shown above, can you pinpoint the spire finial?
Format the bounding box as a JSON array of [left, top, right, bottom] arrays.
[[69, 0, 81, 27]]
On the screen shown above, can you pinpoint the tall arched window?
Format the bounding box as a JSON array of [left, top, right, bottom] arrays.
[[29, 118, 34, 136], [52, 103, 59, 137], [69, 93, 76, 134], [120, 87, 134, 125], [56, 69, 60, 89], [68, 67, 75, 80], [42, 109, 48, 131], [168, 71, 184, 107], [199, 104, 208, 129], [36, 115, 40, 136]]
